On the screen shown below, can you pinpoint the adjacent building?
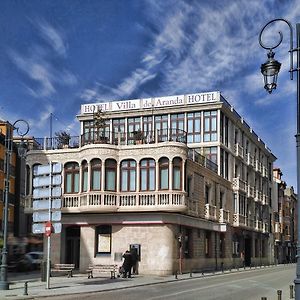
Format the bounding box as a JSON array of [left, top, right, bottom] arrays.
[[24, 91, 277, 275]]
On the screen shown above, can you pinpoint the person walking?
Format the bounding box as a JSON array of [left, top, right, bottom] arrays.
[[130, 247, 138, 275], [122, 250, 132, 278]]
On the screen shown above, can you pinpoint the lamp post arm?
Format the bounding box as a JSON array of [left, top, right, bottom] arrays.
[[259, 18, 294, 80]]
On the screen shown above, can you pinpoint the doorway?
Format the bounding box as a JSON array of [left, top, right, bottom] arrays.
[[65, 226, 80, 268], [244, 237, 251, 267]]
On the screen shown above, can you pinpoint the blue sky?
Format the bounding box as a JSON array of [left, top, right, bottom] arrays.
[[0, 0, 299, 189]]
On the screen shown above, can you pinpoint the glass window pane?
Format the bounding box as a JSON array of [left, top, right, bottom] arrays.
[[74, 173, 79, 193], [149, 169, 155, 190], [141, 169, 147, 191], [92, 170, 101, 190], [107, 170, 116, 191], [83, 171, 88, 192], [160, 169, 169, 189], [121, 171, 128, 191], [173, 169, 181, 189], [130, 170, 136, 191], [66, 174, 72, 193]]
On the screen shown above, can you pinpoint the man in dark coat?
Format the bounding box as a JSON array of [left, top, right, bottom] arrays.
[[122, 250, 132, 278]]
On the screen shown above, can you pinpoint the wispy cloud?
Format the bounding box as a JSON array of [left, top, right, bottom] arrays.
[[37, 20, 67, 56]]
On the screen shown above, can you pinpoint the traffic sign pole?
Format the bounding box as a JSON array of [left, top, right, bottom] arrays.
[[46, 161, 52, 290]]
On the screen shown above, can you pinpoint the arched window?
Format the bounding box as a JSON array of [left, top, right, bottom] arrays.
[[173, 157, 182, 190], [121, 160, 136, 192], [105, 159, 117, 191], [82, 160, 88, 192], [91, 159, 101, 191], [64, 162, 79, 193], [140, 158, 155, 191], [159, 157, 169, 190]]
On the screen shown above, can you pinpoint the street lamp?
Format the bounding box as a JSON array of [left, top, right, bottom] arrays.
[[259, 19, 300, 299], [0, 119, 29, 290]]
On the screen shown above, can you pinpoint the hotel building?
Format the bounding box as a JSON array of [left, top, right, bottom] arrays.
[[25, 91, 276, 275]]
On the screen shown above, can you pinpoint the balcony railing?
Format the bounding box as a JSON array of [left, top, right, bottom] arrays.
[[234, 143, 244, 159], [247, 185, 255, 198], [32, 129, 187, 150], [219, 208, 230, 223], [188, 149, 218, 173], [246, 153, 255, 167], [233, 213, 246, 227], [61, 191, 187, 212], [255, 160, 262, 173], [254, 190, 262, 202], [205, 203, 217, 221], [232, 177, 247, 193]]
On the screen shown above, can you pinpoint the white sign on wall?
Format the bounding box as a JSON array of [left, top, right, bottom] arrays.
[[80, 91, 220, 114]]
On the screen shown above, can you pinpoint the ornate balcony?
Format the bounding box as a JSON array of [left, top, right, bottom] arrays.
[[60, 191, 187, 213], [205, 203, 217, 221], [255, 220, 262, 231], [219, 208, 230, 223], [247, 185, 255, 199], [232, 177, 247, 193], [234, 143, 244, 159], [255, 160, 262, 173], [254, 190, 262, 202], [245, 153, 255, 167], [233, 213, 246, 227]]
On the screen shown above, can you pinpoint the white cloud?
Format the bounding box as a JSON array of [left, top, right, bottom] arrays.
[[37, 20, 67, 56]]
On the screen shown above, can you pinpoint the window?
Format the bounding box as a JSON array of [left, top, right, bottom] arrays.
[[204, 111, 217, 142], [64, 162, 79, 193], [159, 157, 169, 190], [187, 112, 201, 143], [91, 159, 101, 190], [205, 184, 210, 204], [205, 231, 211, 257], [170, 113, 184, 141], [82, 160, 88, 192], [204, 147, 217, 164], [155, 115, 168, 141], [112, 118, 125, 144], [173, 157, 182, 190], [105, 159, 117, 191], [121, 160, 136, 192], [95, 225, 111, 255], [140, 158, 155, 191], [128, 117, 141, 144]]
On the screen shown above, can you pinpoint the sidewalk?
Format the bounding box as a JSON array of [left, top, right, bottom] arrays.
[[1, 264, 294, 300]]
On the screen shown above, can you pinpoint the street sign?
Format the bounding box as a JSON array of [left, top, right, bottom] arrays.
[[33, 186, 61, 199], [32, 162, 62, 235], [33, 163, 62, 176], [32, 222, 62, 234], [33, 199, 61, 210], [33, 175, 62, 188], [45, 221, 52, 237], [33, 211, 61, 222]]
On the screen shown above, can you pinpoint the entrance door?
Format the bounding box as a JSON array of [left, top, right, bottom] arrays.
[[65, 227, 80, 268], [244, 237, 251, 267]]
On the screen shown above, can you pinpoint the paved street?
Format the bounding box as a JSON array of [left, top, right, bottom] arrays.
[[43, 264, 295, 300]]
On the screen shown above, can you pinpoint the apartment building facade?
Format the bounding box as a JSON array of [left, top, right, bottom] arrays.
[[273, 168, 297, 264], [25, 91, 276, 275]]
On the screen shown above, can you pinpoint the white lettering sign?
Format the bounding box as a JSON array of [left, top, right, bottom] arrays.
[[80, 92, 220, 114]]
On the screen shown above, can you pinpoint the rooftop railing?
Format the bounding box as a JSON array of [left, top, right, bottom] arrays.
[[32, 129, 187, 150]]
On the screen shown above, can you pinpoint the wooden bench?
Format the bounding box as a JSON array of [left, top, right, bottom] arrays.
[[86, 264, 117, 279], [51, 263, 75, 278]]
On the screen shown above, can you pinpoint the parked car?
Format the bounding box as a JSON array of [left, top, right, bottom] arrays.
[[24, 252, 44, 269]]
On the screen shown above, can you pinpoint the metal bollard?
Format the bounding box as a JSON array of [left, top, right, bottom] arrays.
[[175, 271, 178, 279], [290, 285, 294, 299], [23, 281, 28, 296], [277, 290, 282, 300], [190, 271, 192, 278]]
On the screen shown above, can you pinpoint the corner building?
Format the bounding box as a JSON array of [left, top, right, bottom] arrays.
[[25, 91, 276, 275]]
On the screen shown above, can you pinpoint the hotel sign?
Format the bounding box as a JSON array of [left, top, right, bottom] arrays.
[[81, 91, 220, 114]]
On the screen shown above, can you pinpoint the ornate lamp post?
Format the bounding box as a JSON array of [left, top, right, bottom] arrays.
[[259, 19, 300, 299], [0, 119, 29, 290]]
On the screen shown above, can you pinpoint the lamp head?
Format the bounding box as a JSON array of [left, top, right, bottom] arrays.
[[17, 140, 27, 158], [261, 50, 281, 93]]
